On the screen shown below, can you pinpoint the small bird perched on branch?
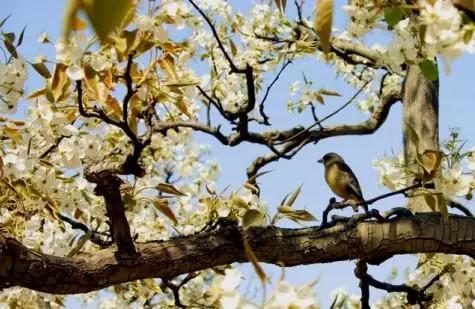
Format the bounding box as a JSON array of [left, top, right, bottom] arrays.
[[318, 152, 368, 212]]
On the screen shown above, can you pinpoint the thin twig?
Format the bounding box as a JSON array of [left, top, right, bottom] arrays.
[[276, 80, 371, 145], [259, 58, 293, 125]]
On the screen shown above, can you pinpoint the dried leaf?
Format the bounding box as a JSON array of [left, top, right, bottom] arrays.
[[243, 237, 267, 283], [104, 95, 123, 119], [0, 155, 3, 177], [453, 0, 475, 13], [27, 88, 47, 99], [50, 63, 70, 102], [157, 183, 186, 196], [158, 53, 178, 80], [242, 209, 265, 230], [153, 199, 178, 224], [174, 99, 191, 118], [314, 0, 333, 54], [72, 17, 87, 30]]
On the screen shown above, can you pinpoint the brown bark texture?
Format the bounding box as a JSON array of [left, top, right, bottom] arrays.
[[0, 213, 473, 294], [402, 64, 440, 212]]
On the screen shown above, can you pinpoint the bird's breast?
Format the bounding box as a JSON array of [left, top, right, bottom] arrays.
[[325, 163, 352, 198]]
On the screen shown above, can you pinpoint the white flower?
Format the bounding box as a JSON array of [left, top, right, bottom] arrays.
[[438, 164, 472, 197], [220, 269, 241, 292], [136, 15, 155, 31], [466, 147, 475, 171], [65, 65, 85, 80], [266, 281, 317, 309]]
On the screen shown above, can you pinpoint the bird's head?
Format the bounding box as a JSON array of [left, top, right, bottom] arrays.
[[317, 152, 345, 166]]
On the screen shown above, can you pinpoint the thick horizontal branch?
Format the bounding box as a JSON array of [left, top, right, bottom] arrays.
[[1, 213, 474, 294]]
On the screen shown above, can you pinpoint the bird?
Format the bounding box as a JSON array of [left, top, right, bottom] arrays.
[[318, 152, 368, 212]]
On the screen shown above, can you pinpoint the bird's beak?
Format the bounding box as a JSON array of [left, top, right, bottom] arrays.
[[317, 158, 323, 164]]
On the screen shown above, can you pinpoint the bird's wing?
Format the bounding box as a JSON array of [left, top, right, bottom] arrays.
[[336, 161, 364, 200]]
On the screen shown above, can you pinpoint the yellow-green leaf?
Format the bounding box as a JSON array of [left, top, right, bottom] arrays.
[[83, 0, 136, 43], [436, 194, 448, 219], [287, 184, 303, 208], [153, 199, 178, 224], [423, 193, 437, 212], [31, 62, 51, 78], [232, 195, 249, 209], [242, 209, 265, 231], [420, 149, 443, 177], [315, 0, 333, 54], [174, 99, 191, 118], [404, 122, 419, 149], [319, 89, 341, 96], [157, 183, 186, 196]]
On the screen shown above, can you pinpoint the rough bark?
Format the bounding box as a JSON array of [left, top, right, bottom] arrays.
[[402, 64, 439, 212], [0, 213, 473, 294]]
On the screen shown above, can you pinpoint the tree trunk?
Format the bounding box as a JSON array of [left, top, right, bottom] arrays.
[[402, 64, 439, 212]]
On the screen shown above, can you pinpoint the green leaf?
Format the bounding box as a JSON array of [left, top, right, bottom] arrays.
[[31, 62, 51, 78], [405, 122, 419, 149], [64, 0, 136, 43], [420, 59, 439, 81], [17, 26, 26, 47], [436, 194, 448, 219], [319, 89, 341, 96], [83, 0, 136, 42], [384, 6, 406, 28], [0, 15, 11, 28], [423, 193, 437, 212]]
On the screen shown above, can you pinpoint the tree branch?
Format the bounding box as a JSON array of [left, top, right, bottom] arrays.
[[0, 213, 474, 294]]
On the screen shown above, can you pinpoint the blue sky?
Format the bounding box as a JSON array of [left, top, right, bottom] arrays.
[[3, 0, 475, 307]]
